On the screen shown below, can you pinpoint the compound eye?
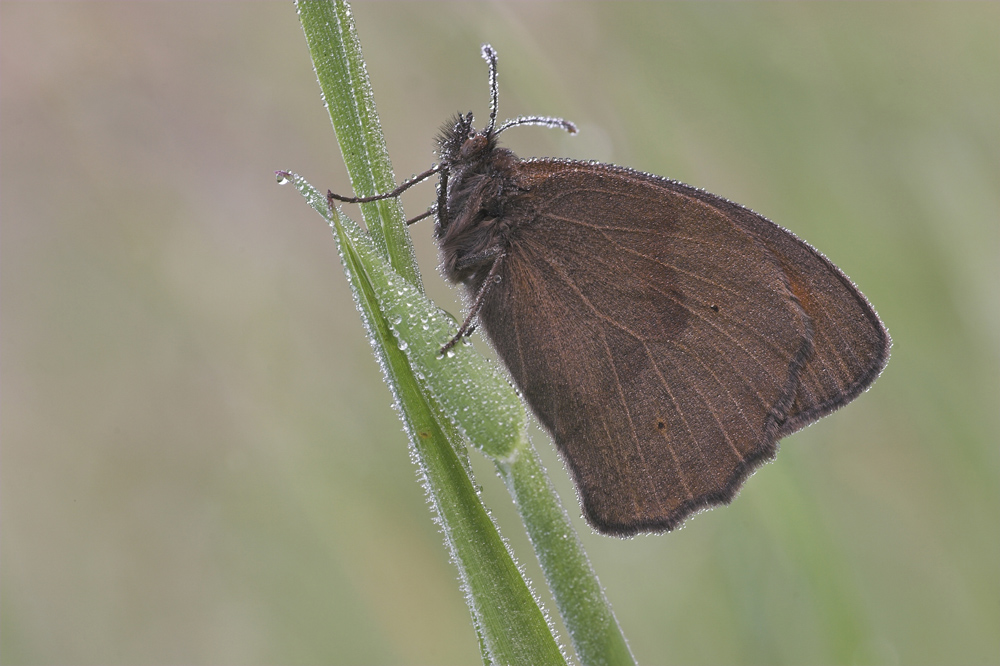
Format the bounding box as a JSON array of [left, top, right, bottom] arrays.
[[459, 134, 488, 158]]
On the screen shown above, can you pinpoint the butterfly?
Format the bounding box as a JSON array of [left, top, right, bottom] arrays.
[[329, 45, 889, 536]]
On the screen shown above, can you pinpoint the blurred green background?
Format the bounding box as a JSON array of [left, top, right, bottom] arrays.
[[2, 2, 997, 665]]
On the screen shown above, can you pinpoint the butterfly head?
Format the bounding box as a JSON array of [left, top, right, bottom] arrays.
[[435, 44, 576, 173], [436, 111, 499, 169]]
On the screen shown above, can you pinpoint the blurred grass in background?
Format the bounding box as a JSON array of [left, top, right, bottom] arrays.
[[2, 2, 997, 665]]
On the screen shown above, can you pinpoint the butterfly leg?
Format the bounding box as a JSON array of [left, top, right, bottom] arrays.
[[326, 164, 442, 204], [406, 208, 435, 226], [441, 251, 506, 354]]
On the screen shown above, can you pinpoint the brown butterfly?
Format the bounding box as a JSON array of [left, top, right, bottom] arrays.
[[330, 45, 890, 536]]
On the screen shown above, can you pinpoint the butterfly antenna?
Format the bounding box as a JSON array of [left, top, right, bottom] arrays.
[[481, 44, 500, 135], [496, 115, 578, 136]]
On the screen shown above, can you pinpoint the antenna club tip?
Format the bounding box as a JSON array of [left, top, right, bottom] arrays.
[[481, 44, 497, 61]]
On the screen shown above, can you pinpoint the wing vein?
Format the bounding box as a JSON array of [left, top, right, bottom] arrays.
[[645, 340, 747, 464], [598, 328, 667, 502]]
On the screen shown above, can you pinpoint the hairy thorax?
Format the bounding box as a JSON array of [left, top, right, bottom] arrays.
[[436, 145, 530, 284]]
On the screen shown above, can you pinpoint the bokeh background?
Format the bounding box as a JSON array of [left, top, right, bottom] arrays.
[[3, 2, 997, 665]]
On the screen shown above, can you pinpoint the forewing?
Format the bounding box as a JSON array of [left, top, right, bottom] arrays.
[[635, 170, 891, 433], [477, 164, 817, 535]]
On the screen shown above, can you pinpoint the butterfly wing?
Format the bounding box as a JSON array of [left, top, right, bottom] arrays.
[[476, 161, 888, 536], [624, 168, 891, 434]]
